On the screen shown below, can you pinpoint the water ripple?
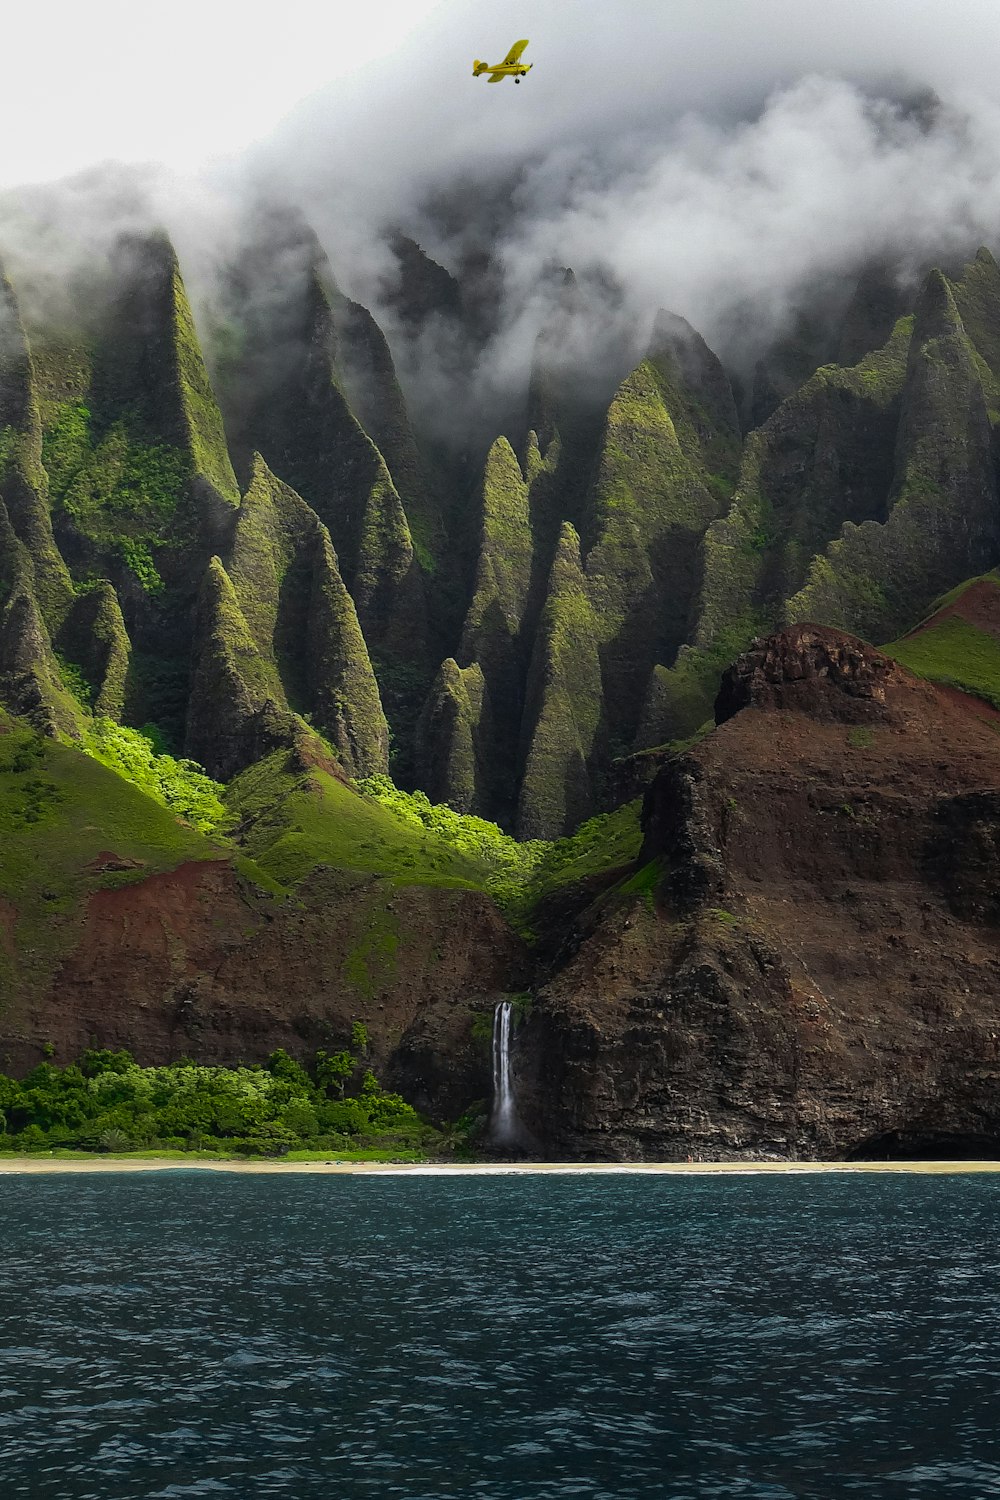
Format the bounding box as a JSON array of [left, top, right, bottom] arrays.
[[1, 1174, 1000, 1496]]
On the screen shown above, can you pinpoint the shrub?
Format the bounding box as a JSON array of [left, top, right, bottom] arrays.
[[82, 720, 226, 834]]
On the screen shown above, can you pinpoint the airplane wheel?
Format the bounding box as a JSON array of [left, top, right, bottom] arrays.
[[515, 77, 521, 83]]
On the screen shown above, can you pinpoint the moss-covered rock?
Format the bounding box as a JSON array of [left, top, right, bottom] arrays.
[[305, 525, 390, 777], [456, 437, 535, 805], [789, 272, 1000, 639], [517, 524, 605, 840], [200, 456, 388, 778], [414, 657, 493, 814], [335, 296, 444, 575], [583, 332, 740, 749], [0, 499, 83, 736], [0, 268, 75, 633], [837, 263, 912, 369], [656, 314, 914, 743], [214, 231, 429, 763], [185, 555, 295, 780], [56, 581, 131, 720], [748, 303, 840, 429], [950, 247, 1000, 398]]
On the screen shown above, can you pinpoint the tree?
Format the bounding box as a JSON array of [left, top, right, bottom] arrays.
[[315, 1049, 354, 1097]]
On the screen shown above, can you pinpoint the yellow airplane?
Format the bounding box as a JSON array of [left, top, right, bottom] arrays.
[[473, 39, 533, 84]]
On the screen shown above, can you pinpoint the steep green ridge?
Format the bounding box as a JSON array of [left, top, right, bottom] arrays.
[[654, 250, 1000, 746], [335, 296, 445, 580], [517, 523, 605, 840], [0, 270, 74, 633], [451, 436, 536, 819], [58, 582, 130, 719], [651, 314, 913, 743], [0, 230, 395, 787], [424, 307, 742, 835], [13, 235, 245, 747], [0, 271, 82, 737], [512, 315, 740, 832], [212, 224, 430, 763], [192, 454, 389, 780], [414, 657, 492, 814], [583, 324, 740, 743], [790, 272, 1000, 639]]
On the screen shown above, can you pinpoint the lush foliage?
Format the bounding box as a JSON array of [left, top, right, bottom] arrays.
[[229, 751, 491, 890], [0, 1044, 426, 1157], [354, 775, 643, 920], [83, 718, 227, 834], [355, 773, 546, 907], [43, 403, 189, 593]]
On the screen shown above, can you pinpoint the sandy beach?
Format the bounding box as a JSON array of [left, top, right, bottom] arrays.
[[3, 1157, 1000, 1176]]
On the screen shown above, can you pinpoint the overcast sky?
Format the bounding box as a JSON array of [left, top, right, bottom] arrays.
[[0, 0, 445, 186], [7, 0, 1000, 192], [9, 0, 1000, 438]]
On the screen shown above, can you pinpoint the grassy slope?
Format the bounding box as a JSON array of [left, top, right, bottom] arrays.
[[0, 711, 224, 1001], [890, 616, 1000, 708], [886, 571, 1000, 708], [525, 798, 643, 904], [227, 750, 491, 890]]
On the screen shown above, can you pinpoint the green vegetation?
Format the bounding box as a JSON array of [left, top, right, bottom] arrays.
[[43, 403, 189, 592], [83, 718, 227, 834], [356, 774, 643, 924], [228, 750, 491, 890], [790, 274, 997, 642], [355, 772, 545, 903], [0, 712, 221, 1001], [518, 523, 605, 840], [847, 727, 877, 749], [524, 799, 643, 907], [686, 314, 913, 724], [171, 267, 240, 504], [0, 1045, 438, 1158], [888, 614, 1000, 710]]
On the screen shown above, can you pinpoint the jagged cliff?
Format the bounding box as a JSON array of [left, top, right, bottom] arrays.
[[3, 199, 1000, 1158], [516, 626, 1000, 1158]]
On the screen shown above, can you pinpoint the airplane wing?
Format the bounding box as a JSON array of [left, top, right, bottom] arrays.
[[487, 71, 506, 82], [500, 39, 529, 66]]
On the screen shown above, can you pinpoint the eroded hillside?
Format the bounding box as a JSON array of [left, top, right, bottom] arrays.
[[3, 208, 1000, 1157]]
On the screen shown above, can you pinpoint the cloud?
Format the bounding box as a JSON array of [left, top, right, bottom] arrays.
[[252, 0, 1000, 439], [8, 0, 1000, 447]]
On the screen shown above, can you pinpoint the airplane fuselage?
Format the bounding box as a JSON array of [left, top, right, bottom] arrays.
[[472, 61, 533, 79]]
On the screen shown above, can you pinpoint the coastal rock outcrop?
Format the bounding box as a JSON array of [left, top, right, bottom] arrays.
[[517, 625, 1000, 1160]]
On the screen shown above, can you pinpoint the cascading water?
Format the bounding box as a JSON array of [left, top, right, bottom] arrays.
[[491, 1000, 517, 1145]]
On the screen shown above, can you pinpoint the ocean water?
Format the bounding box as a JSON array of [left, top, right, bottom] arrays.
[[1, 1172, 1000, 1498]]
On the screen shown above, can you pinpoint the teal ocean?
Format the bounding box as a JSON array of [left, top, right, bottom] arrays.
[[1, 1172, 999, 1498]]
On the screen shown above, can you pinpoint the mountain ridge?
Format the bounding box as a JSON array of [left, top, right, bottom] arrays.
[[3, 206, 1000, 1157]]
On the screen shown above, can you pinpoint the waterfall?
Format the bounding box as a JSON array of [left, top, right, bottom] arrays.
[[491, 1000, 516, 1144]]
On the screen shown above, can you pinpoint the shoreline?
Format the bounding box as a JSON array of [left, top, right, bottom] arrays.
[[3, 1157, 1000, 1176]]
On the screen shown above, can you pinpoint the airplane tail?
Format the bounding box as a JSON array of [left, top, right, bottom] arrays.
[[473, 59, 482, 74]]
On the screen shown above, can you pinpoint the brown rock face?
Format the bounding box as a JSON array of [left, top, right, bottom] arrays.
[[714, 624, 895, 725], [10, 622, 1000, 1162], [5, 862, 525, 1124], [516, 626, 1000, 1161]]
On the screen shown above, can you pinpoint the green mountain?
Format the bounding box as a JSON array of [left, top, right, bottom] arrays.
[[5, 206, 1000, 1160]]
